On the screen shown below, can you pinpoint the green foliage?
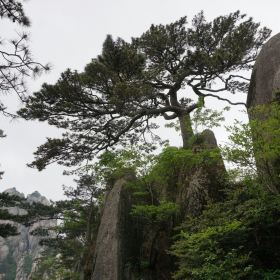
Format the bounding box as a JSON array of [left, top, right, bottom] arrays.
[[146, 146, 221, 187], [223, 102, 280, 190], [18, 11, 270, 169], [192, 106, 230, 133], [169, 102, 280, 279], [31, 249, 80, 280], [170, 181, 280, 279], [249, 103, 280, 164], [165, 106, 229, 135], [224, 103, 280, 168], [127, 144, 222, 228], [131, 201, 179, 222], [30, 99, 280, 279], [222, 118, 256, 177], [94, 144, 156, 184], [34, 173, 101, 279]]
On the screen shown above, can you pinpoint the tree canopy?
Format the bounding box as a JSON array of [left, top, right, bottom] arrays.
[[18, 11, 271, 170]]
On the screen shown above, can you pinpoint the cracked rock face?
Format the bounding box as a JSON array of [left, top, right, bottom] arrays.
[[0, 188, 56, 280], [27, 191, 50, 206], [92, 174, 136, 280], [4, 188, 25, 199], [247, 33, 280, 107], [247, 33, 280, 193], [91, 130, 226, 280]]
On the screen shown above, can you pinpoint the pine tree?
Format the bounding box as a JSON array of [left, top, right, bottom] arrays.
[[19, 11, 270, 170], [0, 0, 49, 116]]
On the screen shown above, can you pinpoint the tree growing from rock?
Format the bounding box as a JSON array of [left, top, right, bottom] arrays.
[[19, 11, 270, 170]]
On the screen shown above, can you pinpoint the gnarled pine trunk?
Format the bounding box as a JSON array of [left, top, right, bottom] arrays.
[[178, 112, 194, 149]]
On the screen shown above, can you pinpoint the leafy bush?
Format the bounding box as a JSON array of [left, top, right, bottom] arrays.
[[131, 201, 179, 222], [170, 181, 280, 280]]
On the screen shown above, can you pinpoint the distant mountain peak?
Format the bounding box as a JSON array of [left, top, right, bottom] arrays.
[[3, 187, 25, 199], [3, 188, 50, 206], [27, 191, 50, 206]]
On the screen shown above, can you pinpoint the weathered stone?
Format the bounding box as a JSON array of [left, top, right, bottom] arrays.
[[27, 191, 50, 206], [134, 129, 226, 279], [200, 129, 219, 148], [0, 189, 56, 280], [92, 131, 226, 280], [247, 33, 280, 193], [3, 206, 28, 216], [175, 129, 226, 217], [92, 173, 136, 280], [247, 33, 280, 107], [4, 187, 25, 199], [0, 237, 9, 261]]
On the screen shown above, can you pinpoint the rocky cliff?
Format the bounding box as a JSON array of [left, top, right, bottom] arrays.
[[92, 173, 136, 280], [90, 36, 280, 275], [0, 188, 56, 280], [247, 32, 280, 193], [91, 129, 226, 280], [247, 33, 280, 108]]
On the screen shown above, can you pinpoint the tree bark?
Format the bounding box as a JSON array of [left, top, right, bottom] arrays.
[[178, 112, 194, 148]]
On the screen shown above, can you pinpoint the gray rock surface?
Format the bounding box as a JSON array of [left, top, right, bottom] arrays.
[[247, 33, 280, 193], [4, 188, 25, 199], [27, 191, 50, 206], [3, 207, 28, 216], [92, 174, 135, 280], [0, 237, 9, 261], [92, 131, 226, 280], [161, 129, 226, 217], [247, 33, 280, 107], [0, 188, 56, 280]]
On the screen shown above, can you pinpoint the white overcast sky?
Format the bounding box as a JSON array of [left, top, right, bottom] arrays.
[[0, 0, 279, 200]]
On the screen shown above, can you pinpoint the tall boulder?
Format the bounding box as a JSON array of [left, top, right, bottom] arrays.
[[135, 130, 226, 280], [247, 33, 280, 108], [161, 129, 226, 217], [92, 173, 137, 280], [247, 33, 280, 193], [91, 131, 226, 280]]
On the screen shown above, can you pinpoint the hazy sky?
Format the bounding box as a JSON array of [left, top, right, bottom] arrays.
[[0, 0, 279, 200]]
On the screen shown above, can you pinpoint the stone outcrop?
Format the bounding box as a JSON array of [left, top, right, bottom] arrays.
[[158, 129, 226, 217], [91, 130, 226, 280], [3, 188, 25, 199], [0, 188, 56, 280], [247, 33, 280, 193], [27, 191, 50, 206], [136, 129, 226, 279], [182, 129, 226, 216], [92, 173, 136, 280], [247, 33, 280, 107]]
